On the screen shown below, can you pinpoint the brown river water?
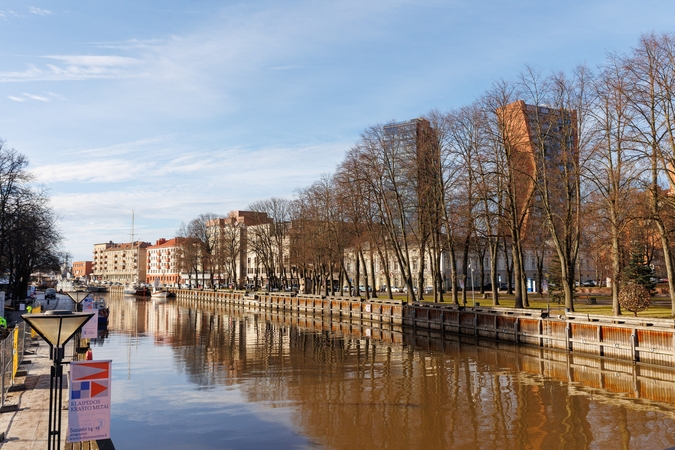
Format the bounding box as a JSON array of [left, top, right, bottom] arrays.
[[85, 294, 675, 449]]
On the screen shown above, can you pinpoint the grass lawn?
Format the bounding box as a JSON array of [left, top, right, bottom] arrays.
[[383, 292, 675, 319]]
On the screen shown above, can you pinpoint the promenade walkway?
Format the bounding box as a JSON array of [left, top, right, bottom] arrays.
[[0, 295, 113, 450]]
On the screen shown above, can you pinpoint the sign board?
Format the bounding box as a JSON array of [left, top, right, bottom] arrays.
[[81, 297, 98, 339], [68, 360, 112, 442]]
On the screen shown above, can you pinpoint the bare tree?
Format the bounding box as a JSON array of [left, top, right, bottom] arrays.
[[248, 198, 293, 289], [623, 33, 675, 314], [587, 57, 641, 314], [354, 122, 427, 301], [5, 187, 62, 302]]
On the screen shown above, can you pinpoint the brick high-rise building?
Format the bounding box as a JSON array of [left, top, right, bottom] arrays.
[[497, 99, 578, 223]]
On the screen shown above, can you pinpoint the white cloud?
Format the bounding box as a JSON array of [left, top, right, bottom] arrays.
[[68, 135, 183, 158], [38, 134, 347, 260], [46, 91, 66, 100], [6, 91, 61, 102], [29, 6, 51, 16], [23, 93, 49, 101], [45, 55, 137, 67], [0, 56, 142, 82], [33, 160, 148, 183], [0, 10, 22, 20]]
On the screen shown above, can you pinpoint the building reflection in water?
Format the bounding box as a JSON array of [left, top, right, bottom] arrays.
[[103, 293, 675, 449]]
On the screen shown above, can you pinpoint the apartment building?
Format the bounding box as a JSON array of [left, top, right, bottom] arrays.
[[93, 241, 150, 283], [92, 241, 115, 280], [72, 261, 93, 280], [344, 244, 598, 295], [207, 210, 273, 288], [146, 238, 185, 286]]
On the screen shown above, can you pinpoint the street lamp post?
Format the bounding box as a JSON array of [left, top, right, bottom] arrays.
[[65, 291, 90, 312], [470, 260, 475, 306], [22, 310, 94, 450], [65, 291, 93, 355]]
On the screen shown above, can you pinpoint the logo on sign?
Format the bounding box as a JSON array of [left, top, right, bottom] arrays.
[[72, 380, 109, 399]]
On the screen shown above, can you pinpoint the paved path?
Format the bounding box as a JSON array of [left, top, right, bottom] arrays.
[[0, 294, 113, 450], [0, 337, 69, 449]]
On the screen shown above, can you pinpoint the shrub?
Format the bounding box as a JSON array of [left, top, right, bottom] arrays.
[[618, 283, 651, 317]]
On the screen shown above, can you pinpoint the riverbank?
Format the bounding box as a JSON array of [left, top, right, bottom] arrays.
[[151, 287, 675, 367]]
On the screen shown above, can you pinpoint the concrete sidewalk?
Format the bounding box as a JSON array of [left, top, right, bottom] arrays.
[[0, 338, 69, 449]]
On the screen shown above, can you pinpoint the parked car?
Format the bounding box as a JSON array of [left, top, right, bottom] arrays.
[[45, 288, 56, 299], [581, 280, 597, 287]]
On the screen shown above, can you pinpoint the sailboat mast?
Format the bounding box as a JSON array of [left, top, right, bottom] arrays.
[[130, 210, 135, 284]]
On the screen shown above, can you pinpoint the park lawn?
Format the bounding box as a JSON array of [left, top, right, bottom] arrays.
[[394, 292, 675, 319]]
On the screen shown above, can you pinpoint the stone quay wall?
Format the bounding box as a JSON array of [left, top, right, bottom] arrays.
[[116, 287, 675, 368]]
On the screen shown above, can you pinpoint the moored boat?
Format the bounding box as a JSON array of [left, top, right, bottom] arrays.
[[151, 289, 175, 299], [82, 296, 109, 326], [94, 298, 110, 325], [124, 284, 151, 297]]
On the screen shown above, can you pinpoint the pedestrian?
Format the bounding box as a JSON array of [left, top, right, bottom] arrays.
[[85, 345, 93, 361]]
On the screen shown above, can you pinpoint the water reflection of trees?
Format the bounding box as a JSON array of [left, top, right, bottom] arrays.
[[109, 297, 675, 449]]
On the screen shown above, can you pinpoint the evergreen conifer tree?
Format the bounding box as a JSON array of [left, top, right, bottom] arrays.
[[623, 248, 656, 290], [546, 252, 564, 304]]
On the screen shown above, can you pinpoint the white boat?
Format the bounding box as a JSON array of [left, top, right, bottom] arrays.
[[124, 284, 152, 297], [123, 284, 138, 296], [151, 289, 175, 299]]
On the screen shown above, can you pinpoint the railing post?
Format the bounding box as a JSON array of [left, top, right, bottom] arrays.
[[631, 329, 639, 362], [565, 322, 572, 352], [514, 317, 520, 344], [1, 337, 5, 408]]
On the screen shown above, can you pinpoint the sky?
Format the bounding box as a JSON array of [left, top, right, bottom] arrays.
[[0, 0, 673, 262]]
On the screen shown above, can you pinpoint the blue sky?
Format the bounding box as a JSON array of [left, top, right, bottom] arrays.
[[0, 0, 672, 261]]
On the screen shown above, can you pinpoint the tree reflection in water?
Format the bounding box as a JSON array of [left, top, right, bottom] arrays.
[[99, 295, 675, 449]]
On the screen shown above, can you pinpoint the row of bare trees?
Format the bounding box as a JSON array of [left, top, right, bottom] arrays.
[[178, 33, 675, 316], [0, 141, 63, 303]]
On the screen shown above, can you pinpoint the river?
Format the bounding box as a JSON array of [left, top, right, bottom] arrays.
[[87, 294, 675, 449]]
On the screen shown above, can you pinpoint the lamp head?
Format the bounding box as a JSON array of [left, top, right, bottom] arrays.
[[22, 310, 94, 348]]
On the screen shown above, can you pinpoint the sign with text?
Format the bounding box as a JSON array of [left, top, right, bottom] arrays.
[[67, 360, 112, 443], [81, 297, 98, 339]]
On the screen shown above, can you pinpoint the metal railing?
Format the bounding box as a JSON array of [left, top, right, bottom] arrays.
[[0, 322, 29, 408]]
